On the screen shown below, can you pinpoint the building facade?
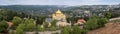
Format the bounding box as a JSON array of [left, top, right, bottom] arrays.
[[52, 9, 67, 27]]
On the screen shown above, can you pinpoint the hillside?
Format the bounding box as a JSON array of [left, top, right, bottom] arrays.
[[87, 18, 120, 34], [0, 5, 120, 17]]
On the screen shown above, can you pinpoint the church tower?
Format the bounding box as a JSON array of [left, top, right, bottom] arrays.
[[52, 9, 67, 27], [52, 9, 66, 21]]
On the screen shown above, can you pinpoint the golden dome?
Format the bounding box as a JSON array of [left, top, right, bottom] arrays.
[[56, 9, 62, 14]]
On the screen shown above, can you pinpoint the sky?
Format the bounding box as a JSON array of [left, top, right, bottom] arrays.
[[0, 0, 120, 6]]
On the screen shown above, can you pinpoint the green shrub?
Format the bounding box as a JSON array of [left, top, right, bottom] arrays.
[[12, 16, 23, 30], [71, 25, 82, 34], [97, 18, 108, 28], [50, 26, 56, 31], [38, 25, 45, 32], [16, 28, 24, 34], [16, 24, 25, 34], [85, 16, 108, 30], [61, 26, 70, 34], [0, 20, 8, 33], [85, 18, 98, 30], [44, 22, 49, 28]]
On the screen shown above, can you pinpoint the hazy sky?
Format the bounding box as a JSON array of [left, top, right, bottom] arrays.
[[0, 0, 120, 5]]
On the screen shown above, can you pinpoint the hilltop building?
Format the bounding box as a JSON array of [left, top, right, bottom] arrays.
[[52, 9, 68, 27], [52, 9, 66, 21]]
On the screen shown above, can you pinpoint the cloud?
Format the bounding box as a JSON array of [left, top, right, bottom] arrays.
[[0, 0, 120, 5]]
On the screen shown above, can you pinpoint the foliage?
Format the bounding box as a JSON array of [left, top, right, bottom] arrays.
[[16, 24, 25, 34], [104, 11, 111, 19], [0, 20, 8, 33], [24, 18, 34, 24], [51, 20, 57, 27], [36, 16, 46, 25], [67, 17, 78, 26], [37, 25, 45, 32], [85, 17, 98, 30], [12, 16, 23, 30], [16, 29, 24, 34], [85, 16, 108, 30], [0, 9, 16, 21], [16, 18, 35, 32], [61, 26, 70, 34], [66, 17, 71, 23], [71, 25, 83, 34], [23, 18, 35, 32], [61, 25, 88, 34], [97, 18, 108, 28], [24, 23, 35, 32], [44, 22, 49, 28], [50, 26, 56, 31]]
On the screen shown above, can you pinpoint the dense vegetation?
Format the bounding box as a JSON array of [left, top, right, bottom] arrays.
[[0, 9, 46, 33], [0, 5, 118, 34]]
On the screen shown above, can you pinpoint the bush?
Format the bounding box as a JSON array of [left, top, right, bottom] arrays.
[[12, 16, 23, 30], [44, 22, 49, 28], [50, 26, 56, 31], [20, 18, 35, 32], [71, 25, 82, 34], [51, 20, 57, 27], [61, 26, 70, 34], [16, 28, 24, 34], [97, 18, 108, 28], [16, 24, 25, 34], [38, 25, 45, 32], [85, 17, 108, 30], [85, 18, 98, 30], [0, 20, 8, 33], [24, 23, 34, 32]]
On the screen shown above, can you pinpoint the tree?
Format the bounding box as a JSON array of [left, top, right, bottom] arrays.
[[24, 18, 34, 24], [51, 20, 57, 27], [104, 11, 111, 19], [61, 26, 70, 34], [97, 18, 108, 28], [72, 25, 82, 34], [85, 17, 98, 30], [37, 25, 44, 32], [0, 9, 17, 21], [44, 22, 49, 28], [50, 26, 56, 31], [23, 18, 35, 32], [12, 16, 23, 30], [16, 29, 24, 34], [24, 23, 34, 31], [85, 16, 108, 30], [0, 20, 8, 33], [66, 17, 71, 23], [16, 24, 25, 34], [69, 17, 78, 26], [15, 18, 35, 32], [36, 16, 46, 25]]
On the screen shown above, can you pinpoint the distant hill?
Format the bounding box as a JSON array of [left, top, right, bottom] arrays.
[[0, 5, 120, 17], [0, 5, 71, 15]]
